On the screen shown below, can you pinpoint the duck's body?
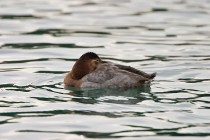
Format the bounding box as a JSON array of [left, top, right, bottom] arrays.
[[81, 62, 154, 88], [64, 52, 156, 88]]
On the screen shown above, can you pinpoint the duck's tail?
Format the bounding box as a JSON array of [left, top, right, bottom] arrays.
[[149, 72, 157, 79]]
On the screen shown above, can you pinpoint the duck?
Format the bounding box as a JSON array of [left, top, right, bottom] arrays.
[[64, 52, 156, 88]]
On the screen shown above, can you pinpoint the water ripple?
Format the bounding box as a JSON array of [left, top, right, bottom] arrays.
[[0, 0, 210, 140]]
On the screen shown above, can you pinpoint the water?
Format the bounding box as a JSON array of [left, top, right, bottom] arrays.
[[0, 0, 210, 139]]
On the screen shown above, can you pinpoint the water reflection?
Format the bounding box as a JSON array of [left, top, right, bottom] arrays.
[[66, 86, 152, 104]]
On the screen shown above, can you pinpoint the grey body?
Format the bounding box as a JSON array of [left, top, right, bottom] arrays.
[[81, 62, 155, 88]]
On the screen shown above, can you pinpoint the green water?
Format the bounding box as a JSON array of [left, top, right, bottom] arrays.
[[0, 0, 210, 140]]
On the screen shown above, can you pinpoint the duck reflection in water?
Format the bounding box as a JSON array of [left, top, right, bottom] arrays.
[[64, 52, 156, 88], [65, 86, 152, 105]]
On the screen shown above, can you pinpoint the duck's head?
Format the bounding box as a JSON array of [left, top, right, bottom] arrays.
[[70, 52, 102, 80]]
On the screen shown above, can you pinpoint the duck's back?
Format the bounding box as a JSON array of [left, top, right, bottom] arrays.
[[81, 62, 150, 88]]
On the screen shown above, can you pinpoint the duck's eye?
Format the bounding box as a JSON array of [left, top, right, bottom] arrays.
[[96, 59, 100, 62], [93, 59, 101, 65]]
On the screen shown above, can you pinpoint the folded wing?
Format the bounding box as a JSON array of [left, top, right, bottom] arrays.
[[81, 62, 155, 88]]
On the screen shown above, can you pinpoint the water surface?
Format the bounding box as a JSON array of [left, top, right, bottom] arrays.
[[0, 0, 210, 140]]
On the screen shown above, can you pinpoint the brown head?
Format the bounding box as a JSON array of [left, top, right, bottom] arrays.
[[70, 52, 102, 80]]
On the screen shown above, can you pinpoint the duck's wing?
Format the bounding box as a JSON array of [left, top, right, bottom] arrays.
[[114, 64, 156, 79], [81, 62, 152, 88], [81, 63, 115, 88]]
